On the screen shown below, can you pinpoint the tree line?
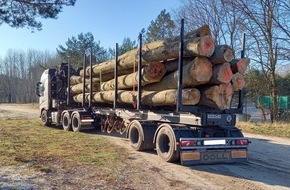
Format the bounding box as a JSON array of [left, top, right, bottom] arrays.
[[1, 0, 290, 122]]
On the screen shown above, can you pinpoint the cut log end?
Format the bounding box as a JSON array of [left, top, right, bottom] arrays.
[[230, 58, 250, 75], [199, 83, 233, 110], [232, 73, 245, 91], [223, 48, 234, 62], [146, 62, 166, 80], [200, 36, 215, 57], [190, 57, 213, 84], [210, 62, 233, 84]]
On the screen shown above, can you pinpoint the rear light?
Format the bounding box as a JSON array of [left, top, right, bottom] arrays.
[[235, 139, 249, 145], [180, 140, 195, 147]]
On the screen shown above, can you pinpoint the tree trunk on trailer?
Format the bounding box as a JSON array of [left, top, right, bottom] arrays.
[[100, 62, 166, 91], [209, 62, 233, 84], [144, 57, 212, 91], [231, 73, 245, 91], [72, 88, 200, 106], [209, 45, 234, 65], [230, 58, 250, 75], [198, 83, 233, 110], [80, 25, 214, 77], [70, 83, 99, 95]]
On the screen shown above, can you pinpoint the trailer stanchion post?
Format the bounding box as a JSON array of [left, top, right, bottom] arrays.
[[177, 19, 184, 112], [114, 43, 119, 109], [67, 60, 71, 106], [137, 33, 142, 110], [82, 53, 86, 108], [238, 33, 246, 110], [89, 48, 93, 108]]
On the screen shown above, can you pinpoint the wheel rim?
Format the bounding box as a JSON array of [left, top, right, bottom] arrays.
[[130, 126, 139, 144], [63, 114, 70, 130], [41, 111, 47, 123], [72, 115, 79, 129], [158, 133, 170, 154]]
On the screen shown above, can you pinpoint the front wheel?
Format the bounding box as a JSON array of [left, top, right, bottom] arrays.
[[41, 109, 51, 126], [156, 126, 179, 162]]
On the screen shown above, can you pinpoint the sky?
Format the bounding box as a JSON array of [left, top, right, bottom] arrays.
[[0, 1, 181, 57]]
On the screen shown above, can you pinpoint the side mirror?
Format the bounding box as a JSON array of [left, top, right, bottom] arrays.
[[36, 82, 44, 97]]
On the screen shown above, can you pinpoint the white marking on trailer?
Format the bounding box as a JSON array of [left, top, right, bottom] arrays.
[[81, 119, 94, 122], [203, 139, 226, 145]]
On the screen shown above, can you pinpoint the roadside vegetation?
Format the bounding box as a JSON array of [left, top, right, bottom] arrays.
[[237, 121, 290, 138], [0, 119, 128, 181]]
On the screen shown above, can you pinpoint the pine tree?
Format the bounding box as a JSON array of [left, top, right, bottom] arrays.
[[145, 9, 176, 43]]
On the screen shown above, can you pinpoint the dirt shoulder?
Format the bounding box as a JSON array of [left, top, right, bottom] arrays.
[[1, 104, 290, 190]]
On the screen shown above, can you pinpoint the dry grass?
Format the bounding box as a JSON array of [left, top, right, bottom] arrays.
[[237, 121, 290, 138], [0, 119, 128, 179]]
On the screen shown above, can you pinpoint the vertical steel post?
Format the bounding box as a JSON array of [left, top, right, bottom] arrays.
[[82, 53, 86, 108], [137, 33, 142, 110], [114, 43, 119, 109], [238, 33, 246, 109], [89, 49, 93, 108], [67, 60, 71, 106], [176, 19, 184, 112]]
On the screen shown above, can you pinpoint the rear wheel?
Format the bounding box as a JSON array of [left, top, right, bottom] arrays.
[[41, 109, 51, 126], [156, 125, 179, 162], [128, 120, 145, 151], [62, 112, 72, 131], [71, 112, 81, 132]]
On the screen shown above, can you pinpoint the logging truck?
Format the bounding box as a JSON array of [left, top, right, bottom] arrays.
[[36, 23, 250, 165]]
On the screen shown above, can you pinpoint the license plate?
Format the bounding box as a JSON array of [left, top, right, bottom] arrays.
[[201, 152, 231, 163]]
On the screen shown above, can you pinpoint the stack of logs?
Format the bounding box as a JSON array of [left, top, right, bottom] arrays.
[[70, 25, 250, 110]]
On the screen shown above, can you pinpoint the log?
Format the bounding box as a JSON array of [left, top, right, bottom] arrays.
[[209, 62, 233, 84], [141, 88, 200, 106], [170, 24, 211, 41], [70, 83, 99, 95], [209, 45, 234, 65], [70, 76, 99, 85], [80, 25, 214, 77], [144, 57, 213, 91], [198, 83, 233, 110], [142, 35, 215, 62], [72, 88, 200, 106], [163, 58, 192, 74], [230, 58, 250, 75], [100, 62, 166, 91], [231, 72, 245, 91]]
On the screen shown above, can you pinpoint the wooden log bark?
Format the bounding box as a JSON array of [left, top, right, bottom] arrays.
[[144, 57, 213, 91], [70, 76, 99, 85], [209, 45, 234, 65], [142, 35, 215, 63], [70, 83, 99, 95], [72, 88, 200, 106], [230, 58, 250, 75], [209, 62, 233, 84], [100, 62, 166, 91], [231, 73, 245, 91], [163, 58, 193, 74], [198, 83, 233, 110], [80, 25, 214, 77]]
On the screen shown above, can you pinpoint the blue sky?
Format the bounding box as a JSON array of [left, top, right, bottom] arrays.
[[0, 1, 181, 57]]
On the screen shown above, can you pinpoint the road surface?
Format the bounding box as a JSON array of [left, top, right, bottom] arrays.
[[0, 103, 289, 189]]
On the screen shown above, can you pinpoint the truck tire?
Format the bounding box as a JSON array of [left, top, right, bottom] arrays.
[[128, 120, 145, 151], [62, 112, 72, 131], [156, 126, 179, 162], [41, 109, 51, 127], [71, 112, 81, 132]]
